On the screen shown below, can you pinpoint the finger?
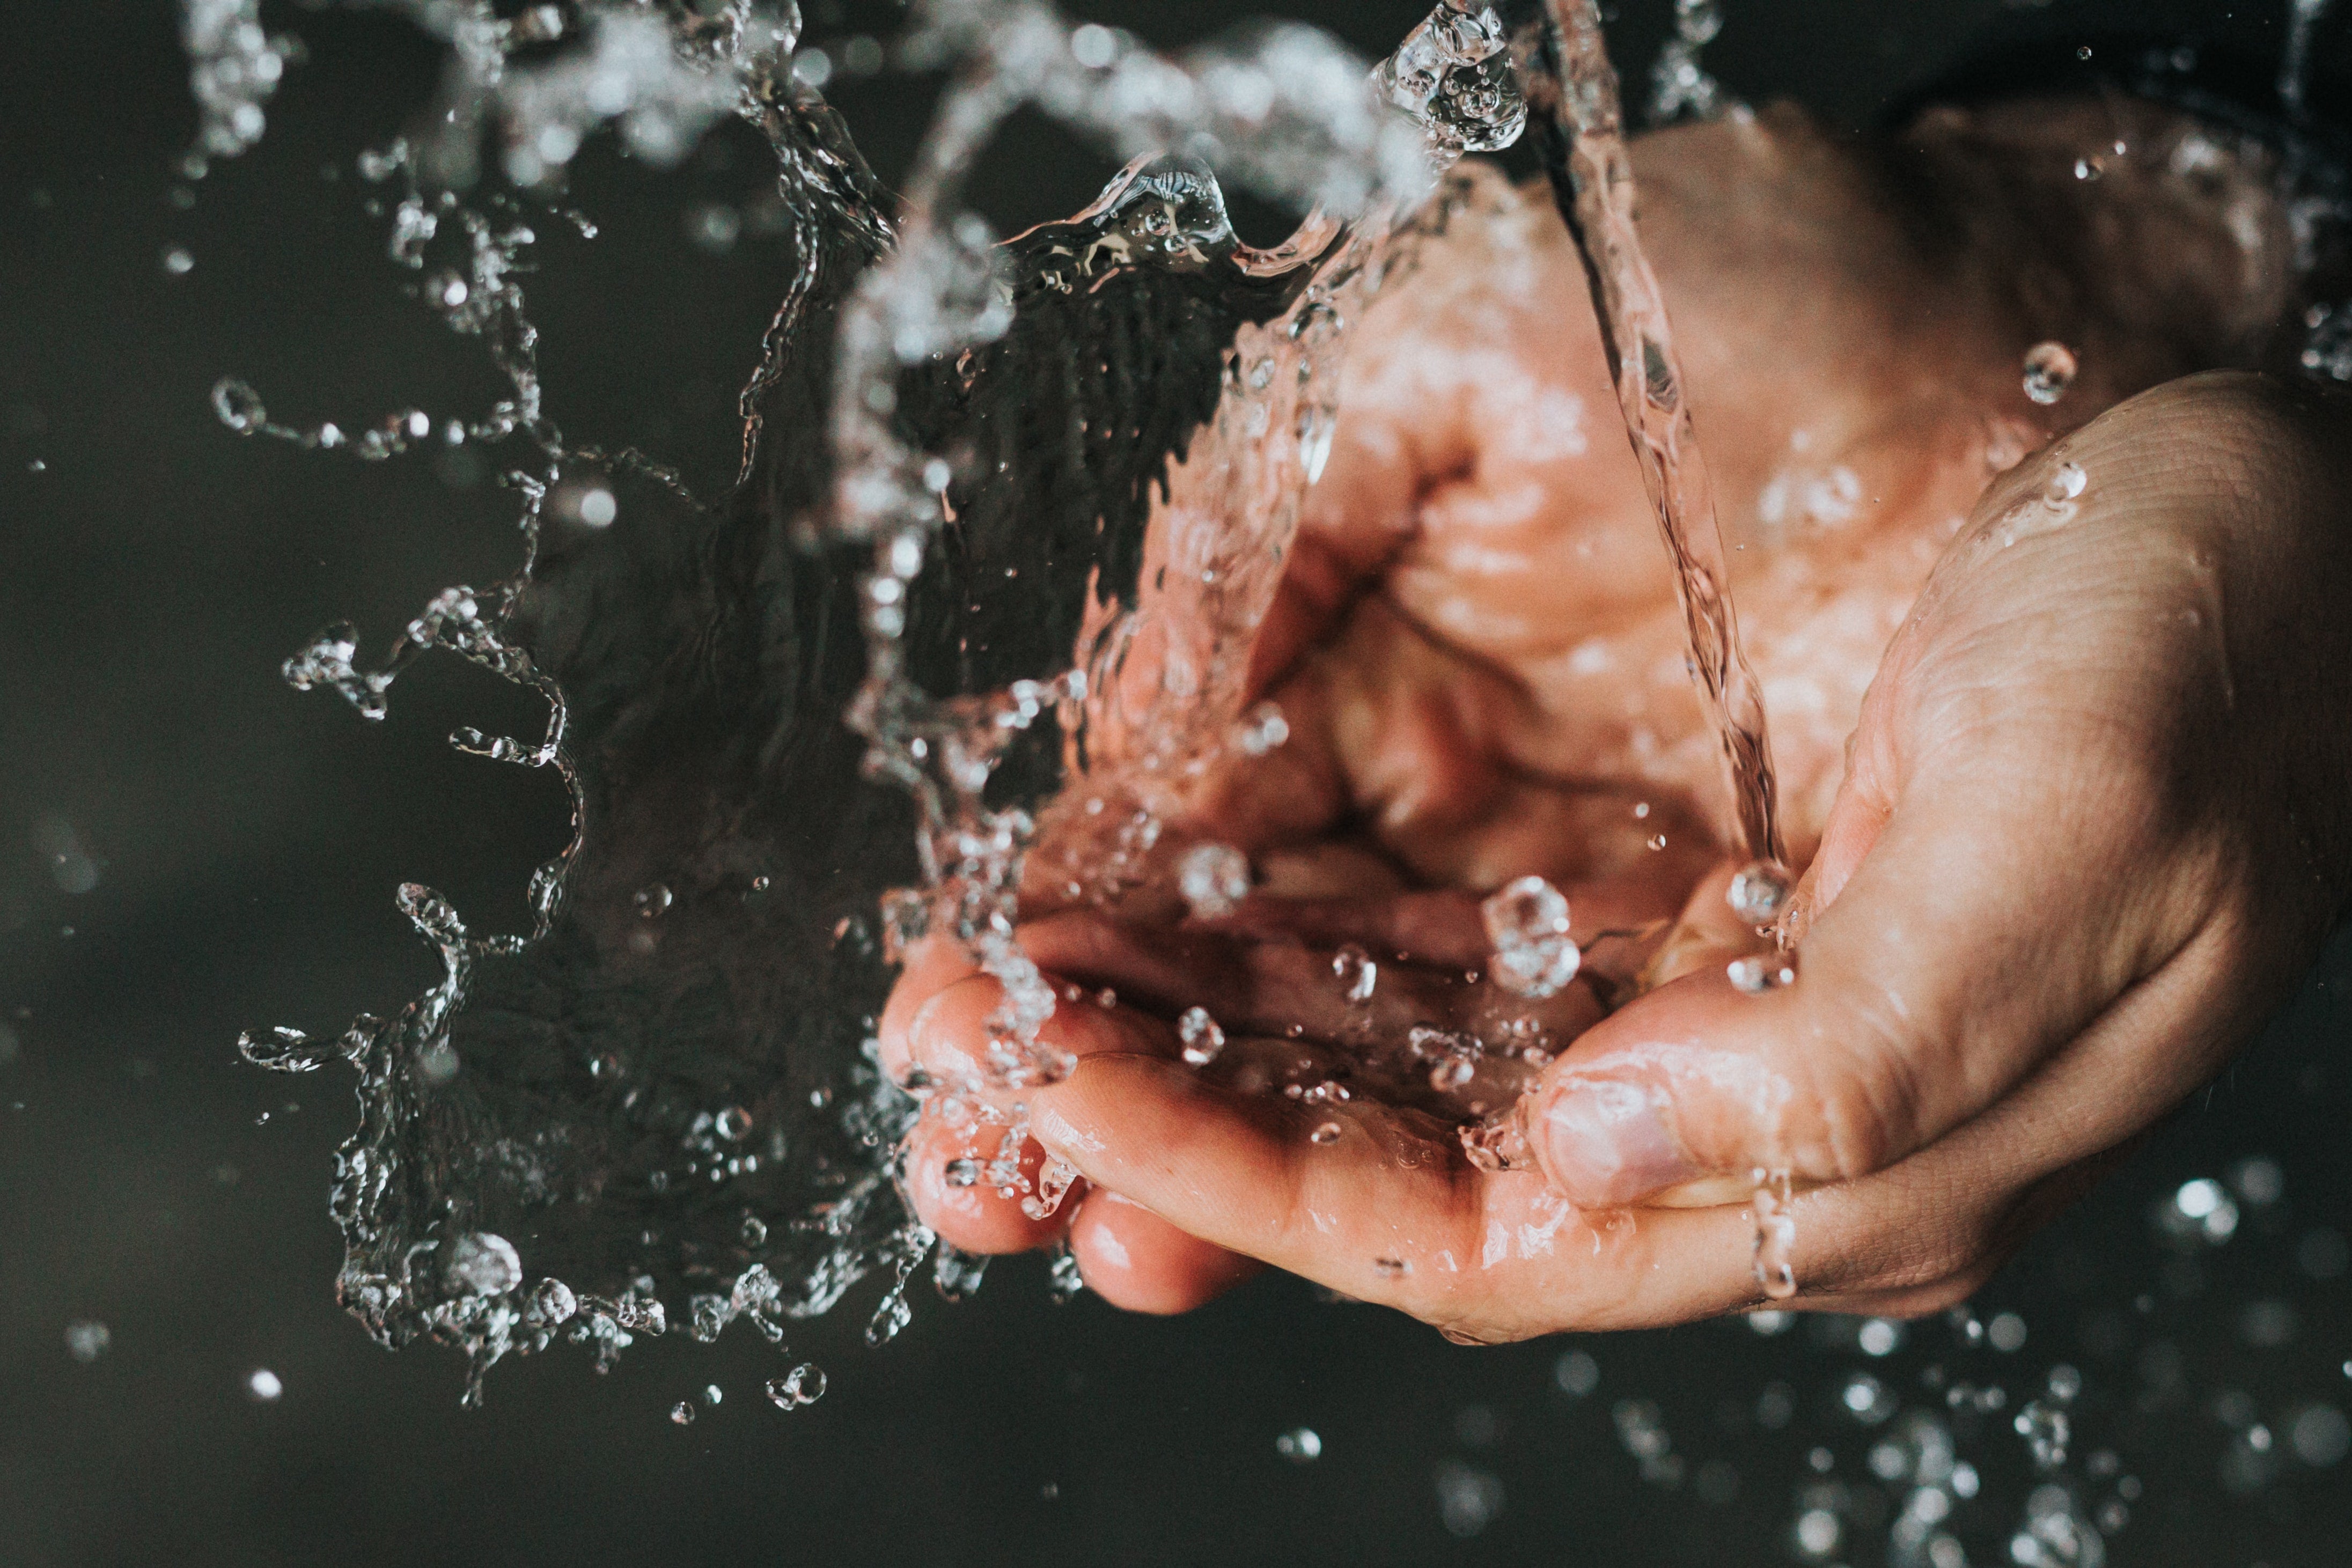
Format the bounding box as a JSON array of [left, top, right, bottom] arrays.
[[1066, 1188, 1263, 1314], [1523, 681, 2218, 1209], [1027, 1050, 1796, 1334], [877, 933, 986, 1084]]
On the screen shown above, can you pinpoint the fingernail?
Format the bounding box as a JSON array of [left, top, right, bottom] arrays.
[[1535, 1077, 1701, 1207]]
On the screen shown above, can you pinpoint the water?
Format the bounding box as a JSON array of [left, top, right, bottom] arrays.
[[1511, 0, 1784, 869], [172, 0, 2352, 1559]]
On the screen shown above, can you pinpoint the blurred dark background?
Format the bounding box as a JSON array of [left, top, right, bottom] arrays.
[[4, 2, 2350, 1564]]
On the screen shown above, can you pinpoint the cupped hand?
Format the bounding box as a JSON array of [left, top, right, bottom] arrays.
[[880, 102, 2352, 1336]]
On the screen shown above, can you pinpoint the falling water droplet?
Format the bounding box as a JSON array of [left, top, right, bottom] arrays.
[[1725, 861, 1791, 925], [2022, 342, 2077, 406], [1177, 1006, 1226, 1067], [1177, 842, 1251, 919], [670, 1400, 696, 1425], [1331, 943, 1378, 1003], [211, 377, 267, 434], [1309, 1120, 1343, 1145], [1276, 1426, 1323, 1462], [1481, 875, 1579, 998]]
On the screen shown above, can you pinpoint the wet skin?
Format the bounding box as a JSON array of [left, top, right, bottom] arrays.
[[878, 97, 2352, 1338]]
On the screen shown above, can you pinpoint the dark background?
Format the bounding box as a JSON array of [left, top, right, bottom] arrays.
[[4, 2, 2350, 1565]]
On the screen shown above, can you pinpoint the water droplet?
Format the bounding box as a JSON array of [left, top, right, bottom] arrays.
[[444, 1232, 523, 1298], [1275, 1426, 1323, 1462], [715, 1106, 753, 1142], [1428, 1048, 1479, 1093], [1309, 1120, 1342, 1145], [2015, 1400, 2070, 1469], [210, 377, 267, 433], [2045, 461, 2086, 503], [247, 1368, 283, 1402], [1725, 861, 1791, 924], [162, 245, 194, 276], [1176, 842, 1251, 919], [65, 1320, 111, 1363], [2023, 342, 2077, 405], [1750, 1168, 1797, 1300], [1481, 875, 1579, 998], [767, 1364, 826, 1410], [1375, 1256, 1410, 1278], [1331, 943, 1377, 1003], [1177, 1006, 1226, 1067], [1234, 700, 1290, 755], [943, 1157, 982, 1188], [1727, 954, 1798, 995], [2072, 154, 2104, 181], [633, 883, 671, 918], [670, 1400, 696, 1425]]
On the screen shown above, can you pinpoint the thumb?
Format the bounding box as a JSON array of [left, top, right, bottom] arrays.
[[1522, 726, 2182, 1209]]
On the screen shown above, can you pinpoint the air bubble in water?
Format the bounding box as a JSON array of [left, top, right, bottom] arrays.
[[1725, 861, 1790, 925], [1727, 954, 1797, 994], [1178, 1006, 1227, 1067], [1177, 842, 1250, 919], [2023, 342, 2077, 406], [1481, 875, 1579, 998], [1276, 1426, 1323, 1462]]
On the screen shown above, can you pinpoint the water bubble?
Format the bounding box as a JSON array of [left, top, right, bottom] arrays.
[[2044, 461, 2086, 504], [1275, 1426, 1322, 1462], [1176, 842, 1250, 919], [1727, 954, 1797, 995], [715, 1106, 753, 1142], [1725, 861, 1790, 924], [670, 1400, 696, 1425], [2023, 342, 2077, 405], [64, 1320, 111, 1364], [444, 1232, 523, 1298], [633, 882, 671, 918], [1309, 1121, 1342, 1145], [1858, 1317, 1902, 1356], [162, 245, 195, 276], [1177, 1006, 1226, 1068], [247, 1368, 283, 1402], [1555, 1349, 1600, 1396], [1481, 875, 1580, 998], [1988, 1312, 2029, 1353]]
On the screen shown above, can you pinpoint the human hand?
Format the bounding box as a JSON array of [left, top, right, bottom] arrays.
[[881, 104, 2352, 1335]]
